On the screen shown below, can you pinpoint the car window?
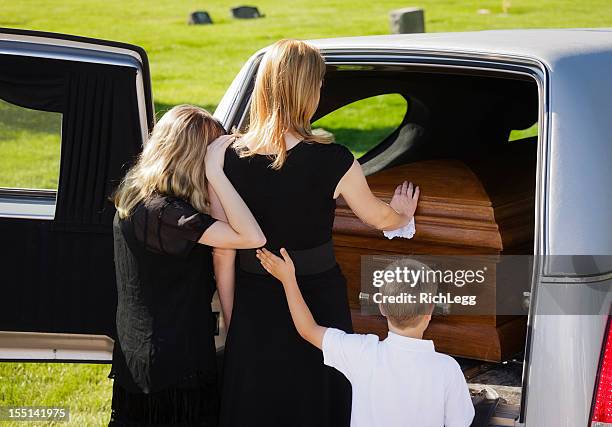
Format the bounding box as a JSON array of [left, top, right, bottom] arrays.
[[312, 93, 408, 158], [0, 99, 62, 190]]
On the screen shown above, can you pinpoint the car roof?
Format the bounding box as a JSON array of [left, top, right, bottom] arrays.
[[308, 29, 612, 67]]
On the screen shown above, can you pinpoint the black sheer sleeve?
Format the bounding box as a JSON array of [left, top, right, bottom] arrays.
[[132, 196, 217, 257]]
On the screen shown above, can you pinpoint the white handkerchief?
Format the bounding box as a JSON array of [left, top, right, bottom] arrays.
[[383, 217, 416, 240]]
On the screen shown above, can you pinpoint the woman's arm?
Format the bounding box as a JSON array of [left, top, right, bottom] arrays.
[[214, 248, 236, 327], [208, 184, 237, 327], [335, 160, 419, 231], [201, 135, 260, 326], [198, 136, 266, 249]]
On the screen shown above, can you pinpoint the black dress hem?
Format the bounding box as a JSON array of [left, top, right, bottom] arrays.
[[109, 379, 219, 427]]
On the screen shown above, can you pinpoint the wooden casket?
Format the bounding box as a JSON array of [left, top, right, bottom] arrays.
[[333, 144, 536, 362]]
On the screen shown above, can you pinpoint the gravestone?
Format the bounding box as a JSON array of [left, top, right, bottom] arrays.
[[188, 11, 213, 25], [231, 6, 264, 19], [389, 7, 425, 34]]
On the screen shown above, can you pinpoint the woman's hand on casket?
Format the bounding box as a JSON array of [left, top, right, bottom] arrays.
[[336, 161, 418, 231], [390, 181, 419, 221]]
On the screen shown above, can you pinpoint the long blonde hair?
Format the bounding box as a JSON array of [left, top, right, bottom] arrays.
[[113, 104, 225, 219], [234, 39, 333, 169]]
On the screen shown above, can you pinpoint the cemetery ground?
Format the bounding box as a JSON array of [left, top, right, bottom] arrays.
[[1, 0, 612, 425]]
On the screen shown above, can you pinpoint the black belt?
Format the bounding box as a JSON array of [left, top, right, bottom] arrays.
[[238, 240, 336, 276]]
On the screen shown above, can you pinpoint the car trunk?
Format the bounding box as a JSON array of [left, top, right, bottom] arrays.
[[310, 59, 543, 426]]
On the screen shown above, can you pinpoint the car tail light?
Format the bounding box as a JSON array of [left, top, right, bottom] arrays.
[[591, 316, 612, 426]]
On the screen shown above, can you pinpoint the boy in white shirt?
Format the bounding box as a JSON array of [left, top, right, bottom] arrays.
[[256, 248, 475, 427]]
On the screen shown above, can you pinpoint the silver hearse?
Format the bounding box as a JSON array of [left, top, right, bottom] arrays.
[[0, 28, 611, 427]]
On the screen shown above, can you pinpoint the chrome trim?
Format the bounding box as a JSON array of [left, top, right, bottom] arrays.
[[233, 56, 263, 128], [0, 331, 113, 362], [519, 61, 549, 424], [215, 53, 263, 129], [324, 60, 539, 78], [319, 47, 546, 66], [0, 33, 144, 66], [540, 271, 612, 284], [0, 188, 56, 220], [0, 40, 140, 69], [135, 68, 149, 142], [0, 188, 56, 198]]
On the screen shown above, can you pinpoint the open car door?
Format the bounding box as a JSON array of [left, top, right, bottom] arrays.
[[0, 28, 154, 361]]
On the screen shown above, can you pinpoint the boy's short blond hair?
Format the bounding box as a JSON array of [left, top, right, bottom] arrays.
[[379, 258, 438, 329]]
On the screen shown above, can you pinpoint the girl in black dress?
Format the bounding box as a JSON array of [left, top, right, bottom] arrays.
[[216, 40, 419, 426], [109, 105, 265, 426]]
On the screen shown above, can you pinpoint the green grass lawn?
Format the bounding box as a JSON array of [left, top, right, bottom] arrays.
[[0, 363, 112, 426], [1, 0, 610, 187], [0, 101, 62, 189], [1, 0, 612, 425], [313, 93, 408, 158]]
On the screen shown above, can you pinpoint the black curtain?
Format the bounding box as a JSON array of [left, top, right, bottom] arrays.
[[0, 55, 142, 229], [0, 54, 145, 338], [56, 63, 142, 229], [0, 64, 64, 112]]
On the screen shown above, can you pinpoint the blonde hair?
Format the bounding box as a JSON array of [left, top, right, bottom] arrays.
[[234, 39, 333, 169], [380, 259, 438, 329], [113, 104, 225, 219]]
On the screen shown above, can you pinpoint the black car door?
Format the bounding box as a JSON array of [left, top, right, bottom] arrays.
[[0, 28, 154, 361]]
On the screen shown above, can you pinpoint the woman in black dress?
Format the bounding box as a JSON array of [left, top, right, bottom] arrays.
[[109, 105, 265, 426], [216, 40, 419, 426]]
